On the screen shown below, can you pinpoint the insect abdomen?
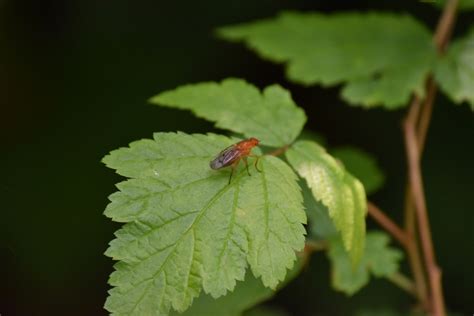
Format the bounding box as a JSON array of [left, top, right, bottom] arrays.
[[210, 158, 225, 170]]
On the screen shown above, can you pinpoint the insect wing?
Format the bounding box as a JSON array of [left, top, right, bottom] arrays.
[[210, 145, 240, 169]]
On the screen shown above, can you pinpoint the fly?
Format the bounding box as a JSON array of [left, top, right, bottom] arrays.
[[210, 137, 262, 184]]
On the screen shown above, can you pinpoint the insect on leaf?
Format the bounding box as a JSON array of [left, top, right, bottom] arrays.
[[103, 132, 306, 315], [149, 78, 307, 147]]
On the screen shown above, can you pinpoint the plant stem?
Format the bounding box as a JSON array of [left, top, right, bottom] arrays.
[[305, 239, 329, 252], [388, 272, 418, 298], [416, 78, 437, 153], [404, 111, 445, 316], [367, 202, 408, 247], [404, 97, 430, 309], [433, 0, 459, 51], [404, 187, 429, 308], [402, 0, 458, 315], [267, 144, 290, 156], [403, 80, 437, 311]]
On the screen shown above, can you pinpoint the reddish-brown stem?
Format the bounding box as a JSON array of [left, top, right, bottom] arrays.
[[388, 272, 418, 298], [404, 185, 429, 308], [267, 144, 290, 156], [402, 97, 431, 308], [367, 202, 408, 247], [433, 0, 459, 51], [404, 79, 438, 311], [417, 78, 437, 153], [404, 117, 445, 316], [402, 0, 458, 314]]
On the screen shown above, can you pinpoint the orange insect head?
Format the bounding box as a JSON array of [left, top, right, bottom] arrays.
[[235, 137, 260, 155], [247, 137, 259, 146]]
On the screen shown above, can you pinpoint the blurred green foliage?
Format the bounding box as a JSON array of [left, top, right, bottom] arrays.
[[1, 0, 473, 315], [218, 12, 435, 108]]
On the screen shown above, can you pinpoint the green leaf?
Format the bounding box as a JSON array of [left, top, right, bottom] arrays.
[[103, 132, 306, 315], [150, 79, 307, 147], [301, 180, 337, 240], [435, 27, 474, 110], [285, 140, 366, 264], [331, 147, 385, 195], [171, 260, 302, 316], [328, 231, 403, 295], [218, 12, 436, 109]]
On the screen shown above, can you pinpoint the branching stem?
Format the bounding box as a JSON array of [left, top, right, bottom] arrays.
[[402, 1, 458, 315]]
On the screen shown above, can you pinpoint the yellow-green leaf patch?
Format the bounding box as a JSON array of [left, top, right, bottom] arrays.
[[286, 140, 367, 264]]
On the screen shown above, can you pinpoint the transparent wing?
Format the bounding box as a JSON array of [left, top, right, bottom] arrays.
[[210, 145, 240, 169]]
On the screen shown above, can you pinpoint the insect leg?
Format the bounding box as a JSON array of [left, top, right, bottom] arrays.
[[243, 157, 251, 176], [228, 159, 241, 184], [251, 155, 262, 173]]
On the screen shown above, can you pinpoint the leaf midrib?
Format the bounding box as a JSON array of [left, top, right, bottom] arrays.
[[123, 170, 249, 312]]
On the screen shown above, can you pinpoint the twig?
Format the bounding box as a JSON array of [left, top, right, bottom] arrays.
[[305, 240, 329, 252], [367, 202, 408, 247], [267, 144, 290, 156], [402, 0, 459, 315], [433, 0, 459, 51], [404, 117, 445, 316], [416, 78, 437, 154], [299, 240, 329, 268], [366, 202, 429, 302], [404, 69, 440, 313], [387, 272, 418, 298], [404, 187, 429, 308]]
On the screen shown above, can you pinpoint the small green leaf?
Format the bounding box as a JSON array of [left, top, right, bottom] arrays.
[[103, 132, 306, 315], [331, 147, 385, 195], [328, 231, 403, 295], [218, 12, 436, 109], [435, 27, 474, 110], [150, 79, 307, 147], [172, 260, 302, 316], [286, 140, 367, 264]]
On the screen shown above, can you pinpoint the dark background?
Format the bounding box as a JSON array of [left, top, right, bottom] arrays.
[[1, 0, 473, 315]]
